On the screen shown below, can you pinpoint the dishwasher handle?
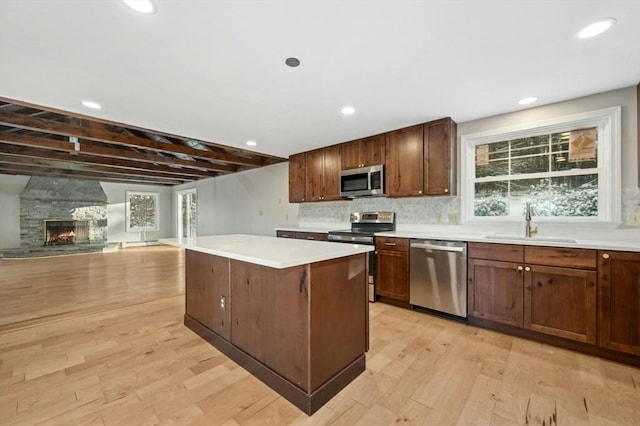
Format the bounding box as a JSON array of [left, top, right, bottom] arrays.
[[411, 242, 465, 252]]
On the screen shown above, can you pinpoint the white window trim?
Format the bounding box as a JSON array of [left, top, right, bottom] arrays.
[[176, 187, 197, 239], [460, 106, 621, 226]]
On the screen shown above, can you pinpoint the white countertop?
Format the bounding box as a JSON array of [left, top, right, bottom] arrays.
[[375, 231, 640, 252], [159, 234, 373, 269], [273, 226, 640, 252]]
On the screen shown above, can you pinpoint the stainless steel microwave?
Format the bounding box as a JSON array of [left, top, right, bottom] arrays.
[[339, 165, 385, 198]]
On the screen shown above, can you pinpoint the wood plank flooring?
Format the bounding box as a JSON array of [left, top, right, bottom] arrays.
[[1, 247, 639, 425], [0, 246, 184, 332]]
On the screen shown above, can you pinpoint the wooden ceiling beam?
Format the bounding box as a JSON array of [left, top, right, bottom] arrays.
[[0, 144, 218, 179], [0, 164, 179, 186], [0, 154, 189, 184], [0, 132, 237, 173], [0, 109, 267, 167]]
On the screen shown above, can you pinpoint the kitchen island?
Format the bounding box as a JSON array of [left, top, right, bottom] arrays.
[[159, 235, 374, 414]]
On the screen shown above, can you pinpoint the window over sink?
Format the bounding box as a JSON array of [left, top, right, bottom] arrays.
[[460, 106, 621, 225]]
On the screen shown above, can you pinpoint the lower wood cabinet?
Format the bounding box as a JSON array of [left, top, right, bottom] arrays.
[[468, 243, 524, 326], [375, 237, 409, 302], [185, 250, 231, 340], [468, 257, 524, 327], [468, 243, 597, 344], [598, 250, 640, 355], [524, 264, 596, 344], [276, 230, 328, 241]]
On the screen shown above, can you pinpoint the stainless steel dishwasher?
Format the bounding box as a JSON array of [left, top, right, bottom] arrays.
[[409, 240, 467, 318]]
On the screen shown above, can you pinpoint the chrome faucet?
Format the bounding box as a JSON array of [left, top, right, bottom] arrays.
[[525, 202, 538, 238]]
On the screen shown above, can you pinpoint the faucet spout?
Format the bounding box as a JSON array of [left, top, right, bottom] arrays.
[[525, 202, 537, 238]]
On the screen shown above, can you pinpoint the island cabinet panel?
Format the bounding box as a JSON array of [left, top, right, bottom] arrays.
[[468, 258, 524, 327], [288, 153, 306, 203], [524, 265, 597, 344], [185, 250, 231, 340], [230, 261, 310, 391], [423, 117, 456, 196], [341, 134, 385, 169], [385, 125, 424, 197], [309, 255, 367, 390], [598, 251, 640, 355]]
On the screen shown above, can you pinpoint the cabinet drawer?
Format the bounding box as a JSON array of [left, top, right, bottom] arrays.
[[525, 246, 597, 269], [276, 230, 296, 239], [468, 242, 523, 262], [376, 237, 409, 251], [295, 232, 328, 241]]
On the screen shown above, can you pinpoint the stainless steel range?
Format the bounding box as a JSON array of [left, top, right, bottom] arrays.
[[328, 212, 395, 302]]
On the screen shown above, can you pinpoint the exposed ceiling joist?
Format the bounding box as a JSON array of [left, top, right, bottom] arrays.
[[0, 97, 286, 185]]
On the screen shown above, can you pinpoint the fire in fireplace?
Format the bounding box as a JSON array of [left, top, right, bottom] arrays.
[[44, 220, 91, 246]]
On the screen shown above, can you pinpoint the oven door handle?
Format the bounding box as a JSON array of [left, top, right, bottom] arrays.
[[411, 242, 465, 252]]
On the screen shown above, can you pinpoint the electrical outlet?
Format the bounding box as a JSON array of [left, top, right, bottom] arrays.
[[627, 212, 640, 227]]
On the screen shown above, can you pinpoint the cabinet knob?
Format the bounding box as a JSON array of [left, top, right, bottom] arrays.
[[602, 253, 610, 259], [517, 266, 524, 271], [525, 266, 531, 272], [418, 190, 422, 194], [444, 188, 448, 193]]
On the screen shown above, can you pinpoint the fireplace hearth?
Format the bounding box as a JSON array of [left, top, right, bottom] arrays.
[[44, 220, 91, 246]]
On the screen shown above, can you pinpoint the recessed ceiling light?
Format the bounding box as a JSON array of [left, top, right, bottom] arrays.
[[341, 106, 355, 115], [578, 18, 616, 39], [122, 0, 156, 14], [246, 140, 257, 147], [285, 57, 301, 67], [81, 100, 102, 109], [518, 96, 538, 105]]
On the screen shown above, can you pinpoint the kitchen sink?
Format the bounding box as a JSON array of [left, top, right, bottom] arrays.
[[484, 235, 577, 243]]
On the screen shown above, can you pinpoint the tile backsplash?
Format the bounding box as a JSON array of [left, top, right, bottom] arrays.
[[298, 186, 640, 229], [299, 196, 460, 225]]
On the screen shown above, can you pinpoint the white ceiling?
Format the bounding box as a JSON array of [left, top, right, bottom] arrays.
[[1, 1, 639, 158]]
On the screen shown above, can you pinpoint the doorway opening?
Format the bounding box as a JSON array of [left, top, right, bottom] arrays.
[[177, 188, 198, 239]]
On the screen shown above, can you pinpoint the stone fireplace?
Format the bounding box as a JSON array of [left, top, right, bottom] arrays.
[[16, 177, 108, 256], [44, 219, 91, 246]]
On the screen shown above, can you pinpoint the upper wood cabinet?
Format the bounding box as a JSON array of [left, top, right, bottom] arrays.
[[385, 124, 424, 197], [305, 145, 342, 201], [424, 117, 457, 196], [598, 250, 640, 355], [341, 134, 385, 170], [288, 153, 306, 203]]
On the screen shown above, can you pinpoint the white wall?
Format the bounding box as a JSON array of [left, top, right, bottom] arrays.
[[100, 182, 173, 244], [0, 175, 173, 249], [173, 162, 299, 237], [458, 86, 638, 189], [0, 175, 30, 249]]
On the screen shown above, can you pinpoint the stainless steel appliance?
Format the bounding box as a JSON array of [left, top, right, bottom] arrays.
[[328, 211, 395, 301], [409, 239, 467, 318], [339, 165, 385, 198]]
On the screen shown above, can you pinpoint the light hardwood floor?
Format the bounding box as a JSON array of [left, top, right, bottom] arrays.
[[0, 247, 638, 425]]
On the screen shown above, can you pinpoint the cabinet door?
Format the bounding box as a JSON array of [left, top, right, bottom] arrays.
[[424, 118, 456, 196], [361, 134, 385, 167], [376, 250, 409, 302], [185, 250, 231, 340], [341, 139, 363, 169], [230, 260, 310, 391], [599, 251, 640, 355], [322, 145, 342, 201], [468, 258, 523, 326], [305, 149, 325, 201], [524, 265, 596, 344], [385, 125, 424, 197], [288, 153, 306, 203]]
